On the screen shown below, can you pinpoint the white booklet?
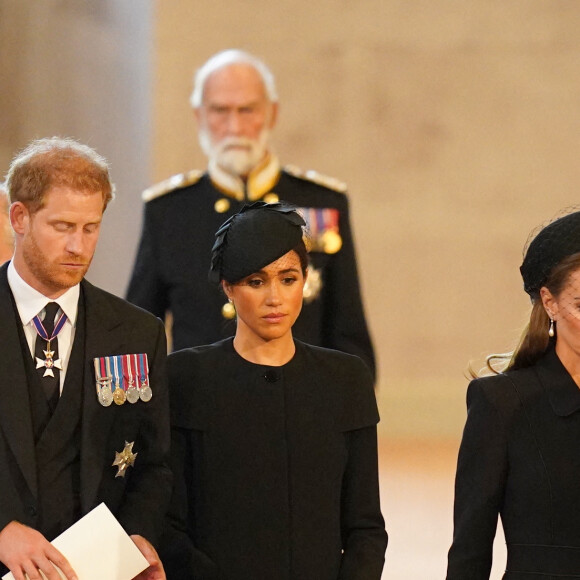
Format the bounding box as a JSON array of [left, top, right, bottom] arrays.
[[2, 503, 149, 580]]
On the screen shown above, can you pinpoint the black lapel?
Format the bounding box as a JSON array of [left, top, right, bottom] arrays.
[[0, 263, 38, 497], [79, 280, 127, 512]]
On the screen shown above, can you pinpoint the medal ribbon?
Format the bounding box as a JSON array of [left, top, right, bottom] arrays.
[[131, 354, 140, 390], [138, 353, 149, 387], [297, 207, 341, 251], [93, 358, 101, 395], [32, 309, 67, 345], [94, 357, 113, 395], [308, 208, 318, 238], [315, 208, 324, 233], [112, 355, 124, 391], [105, 357, 112, 384], [324, 208, 339, 231], [297, 207, 313, 237], [124, 354, 133, 388]]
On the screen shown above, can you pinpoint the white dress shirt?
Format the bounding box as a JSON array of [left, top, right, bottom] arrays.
[[7, 261, 79, 394]]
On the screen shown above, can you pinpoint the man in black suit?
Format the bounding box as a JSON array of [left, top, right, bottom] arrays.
[[0, 137, 170, 580], [126, 49, 376, 380]]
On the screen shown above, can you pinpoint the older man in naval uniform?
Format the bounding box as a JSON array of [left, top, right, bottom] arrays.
[[0, 138, 170, 580], [127, 49, 376, 380]]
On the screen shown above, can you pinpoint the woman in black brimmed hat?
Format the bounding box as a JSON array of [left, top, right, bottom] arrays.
[[160, 202, 387, 580], [447, 210, 580, 579]]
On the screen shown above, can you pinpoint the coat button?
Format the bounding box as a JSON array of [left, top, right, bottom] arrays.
[[27, 505, 37, 516]]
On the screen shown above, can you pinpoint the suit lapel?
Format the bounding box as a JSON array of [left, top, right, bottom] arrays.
[[0, 264, 38, 497], [79, 280, 127, 512]]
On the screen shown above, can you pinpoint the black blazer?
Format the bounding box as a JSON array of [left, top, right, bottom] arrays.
[[0, 263, 171, 548], [447, 347, 580, 579]]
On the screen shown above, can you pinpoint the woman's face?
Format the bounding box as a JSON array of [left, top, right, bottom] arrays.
[[542, 267, 580, 363], [223, 250, 306, 344]]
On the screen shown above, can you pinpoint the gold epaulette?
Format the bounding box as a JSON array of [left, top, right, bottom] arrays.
[[284, 164, 347, 193], [142, 169, 204, 202]]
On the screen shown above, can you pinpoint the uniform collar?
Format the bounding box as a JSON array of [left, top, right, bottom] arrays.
[[536, 346, 580, 416], [208, 152, 281, 202], [7, 260, 80, 326]]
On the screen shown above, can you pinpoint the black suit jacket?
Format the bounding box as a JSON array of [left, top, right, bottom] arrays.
[[447, 347, 580, 579], [0, 263, 171, 548]]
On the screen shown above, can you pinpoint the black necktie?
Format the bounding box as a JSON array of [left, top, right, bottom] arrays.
[[34, 302, 61, 411]]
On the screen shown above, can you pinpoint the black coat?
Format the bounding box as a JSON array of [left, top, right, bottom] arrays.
[[160, 338, 387, 580], [447, 347, 580, 579], [126, 167, 376, 380], [0, 264, 171, 557]]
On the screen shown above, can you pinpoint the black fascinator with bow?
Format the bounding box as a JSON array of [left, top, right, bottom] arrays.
[[209, 201, 306, 285]]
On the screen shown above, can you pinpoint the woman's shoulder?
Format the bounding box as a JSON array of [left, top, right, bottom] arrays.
[[296, 340, 371, 376], [294, 341, 378, 430], [466, 365, 541, 415], [168, 338, 231, 371]]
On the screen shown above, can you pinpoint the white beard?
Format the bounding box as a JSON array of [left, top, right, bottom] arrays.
[[199, 128, 270, 177]]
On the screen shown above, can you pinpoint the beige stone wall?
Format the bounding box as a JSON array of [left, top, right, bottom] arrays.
[[152, 1, 580, 438]]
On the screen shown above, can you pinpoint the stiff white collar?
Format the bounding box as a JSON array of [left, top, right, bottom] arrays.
[[7, 260, 80, 326]]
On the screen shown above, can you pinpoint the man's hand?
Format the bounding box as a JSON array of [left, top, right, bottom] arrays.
[[0, 521, 77, 580], [131, 535, 166, 580]]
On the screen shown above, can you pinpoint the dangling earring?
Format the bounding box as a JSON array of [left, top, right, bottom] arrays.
[[221, 298, 236, 320], [548, 318, 555, 337]]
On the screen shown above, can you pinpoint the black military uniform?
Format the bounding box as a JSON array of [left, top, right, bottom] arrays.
[[127, 154, 375, 379]]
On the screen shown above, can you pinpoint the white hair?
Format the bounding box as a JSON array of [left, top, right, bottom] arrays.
[[190, 49, 278, 108]]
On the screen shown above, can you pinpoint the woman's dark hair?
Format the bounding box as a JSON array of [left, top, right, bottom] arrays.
[[293, 241, 308, 276]]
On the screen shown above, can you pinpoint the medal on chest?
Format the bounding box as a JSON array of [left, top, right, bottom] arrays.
[[93, 353, 152, 407]]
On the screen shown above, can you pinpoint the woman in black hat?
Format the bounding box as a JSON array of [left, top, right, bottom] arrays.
[[447, 210, 580, 579], [160, 202, 387, 580]]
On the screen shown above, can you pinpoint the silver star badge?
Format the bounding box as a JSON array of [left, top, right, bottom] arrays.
[[112, 441, 137, 478], [35, 350, 63, 378]]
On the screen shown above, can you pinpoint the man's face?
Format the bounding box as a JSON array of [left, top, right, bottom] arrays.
[[11, 186, 104, 298], [195, 63, 278, 177]]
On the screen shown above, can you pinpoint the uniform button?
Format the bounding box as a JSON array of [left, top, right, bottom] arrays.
[[27, 505, 37, 516], [214, 198, 230, 213], [263, 193, 279, 203]]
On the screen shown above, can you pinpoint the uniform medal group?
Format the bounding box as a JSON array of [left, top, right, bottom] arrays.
[[93, 353, 152, 407], [297, 207, 342, 254]]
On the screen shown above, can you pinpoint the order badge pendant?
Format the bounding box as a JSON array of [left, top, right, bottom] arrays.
[[113, 441, 137, 478], [302, 266, 323, 303], [36, 349, 63, 378]]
